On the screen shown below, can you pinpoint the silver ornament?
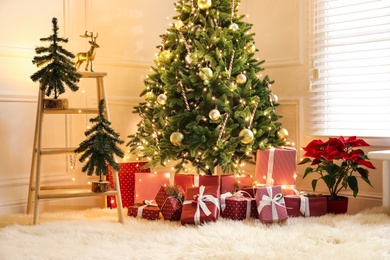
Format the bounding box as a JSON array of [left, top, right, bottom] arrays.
[[170, 131, 184, 146], [157, 94, 167, 105], [198, 0, 212, 10], [229, 23, 239, 31], [236, 73, 247, 84], [209, 109, 221, 120], [185, 54, 193, 64], [239, 128, 254, 144]]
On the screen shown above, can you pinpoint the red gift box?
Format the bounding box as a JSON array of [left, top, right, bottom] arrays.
[[174, 174, 220, 191], [155, 185, 185, 221], [284, 195, 327, 217], [180, 185, 220, 225], [255, 147, 296, 188], [220, 195, 258, 220], [107, 162, 150, 208], [220, 174, 254, 193], [128, 201, 161, 220], [134, 172, 171, 204], [255, 186, 288, 224]]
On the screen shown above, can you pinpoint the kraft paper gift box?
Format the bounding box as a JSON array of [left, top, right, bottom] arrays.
[[220, 174, 254, 193], [255, 186, 288, 224], [127, 200, 161, 220], [134, 172, 171, 204], [107, 162, 150, 209], [180, 185, 220, 225], [255, 147, 296, 189], [220, 192, 258, 220], [155, 185, 185, 221], [174, 174, 220, 191], [284, 194, 327, 217]]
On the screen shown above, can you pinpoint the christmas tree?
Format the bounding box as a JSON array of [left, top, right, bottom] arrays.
[[127, 0, 287, 175], [31, 17, 81, 99], [75, 99, 124, 181]]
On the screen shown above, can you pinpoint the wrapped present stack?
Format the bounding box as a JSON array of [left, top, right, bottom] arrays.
[[107, 162, 150, 208]]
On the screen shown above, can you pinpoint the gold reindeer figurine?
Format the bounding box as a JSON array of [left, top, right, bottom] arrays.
[[75, 31, 99, 72]]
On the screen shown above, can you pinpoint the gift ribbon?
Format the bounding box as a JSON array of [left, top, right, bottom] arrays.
[[160, 194, 183, 212], [257, 186, 285, 221], [194, 175, 199, 187], [292, 189, 310, 217], [266, 147, 275, 186], [137, 200, 158, 218], [220, 191, 252, 220], [183, 185, 220, 225]]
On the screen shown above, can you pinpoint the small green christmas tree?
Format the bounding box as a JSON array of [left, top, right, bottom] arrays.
[[127, 0, 287, 175], [31, 17, 81, 99], [75, 99, 124, 181]]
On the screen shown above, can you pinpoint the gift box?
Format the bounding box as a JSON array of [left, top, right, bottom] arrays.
[[220, 192, 258, 220], [127, 200, 161, 220], [174, 174, 220, 191], [220, 174, 254, 193], [106, 162, 150, 208], [180, 185, 220, 225], [134, 172, 171, 204], [255, 186, 288, 224], [155, 185, 185, 221], [255, 147, 296, 188], [284, 195, 327, 217]]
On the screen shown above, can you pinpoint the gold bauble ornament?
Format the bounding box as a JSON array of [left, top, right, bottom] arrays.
[[236, 73, 247, 84], [229, 23, 239, 31], [247, 43, 256, 54], [145, 91, 155, 100], [170, 131, 184, 146], [158, 50, 172, 62], [175, 20, 184, 30], [209, 109, 221, 121], [276, 128, 289, 140], [198, 0, 212, 10], [239, 128, 254, 144], [135, 146, 145, 157], [199, 67, 213, 81], [157, 94, 167, 105]]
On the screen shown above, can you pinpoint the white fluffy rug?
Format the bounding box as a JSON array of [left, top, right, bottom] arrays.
[[1, 207, 390, 260]]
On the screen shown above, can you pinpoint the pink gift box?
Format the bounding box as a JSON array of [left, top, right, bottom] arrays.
[[134, 172, 171, 204], [255, 147, 296, 187], [107, 162, 150, 208], [174, 174, 220, 191], [284, 195, 327, 217], [180, 185, 220, 225], [220, 174, 254, 193], [255, 186, 288, 224]]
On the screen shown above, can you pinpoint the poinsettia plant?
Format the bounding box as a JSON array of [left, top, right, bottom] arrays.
[[299, 136, 376, 200]]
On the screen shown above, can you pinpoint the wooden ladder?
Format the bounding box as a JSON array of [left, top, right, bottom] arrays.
[[26, 71, 124, 225]]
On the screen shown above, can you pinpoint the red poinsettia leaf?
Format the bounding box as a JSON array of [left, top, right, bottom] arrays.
[[356, 159, 376, 169]]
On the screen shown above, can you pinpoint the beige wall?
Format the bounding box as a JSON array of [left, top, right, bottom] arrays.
[[0, 0, 383, 215]]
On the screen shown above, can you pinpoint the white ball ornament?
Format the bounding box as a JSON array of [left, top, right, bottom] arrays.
[[185, 54, 193, 64], [239, 128, 254, 144], [175, 20, 184, 30], [199, 67, 213, 81], [229, 23, 239, 31], [236, 73, 247, 84], [157, 94, 167, 105], [198, 0, 212, 10], [271, 93, 279, 103], [170, 131, 184, 146], [209, 109, 221, 121], [247, 43, 256, 54]]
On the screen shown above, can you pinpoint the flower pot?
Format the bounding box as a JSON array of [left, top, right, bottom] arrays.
[[91, 181, 110, 193], [326, 196, 348, 214], [43, 98, 68, 109]]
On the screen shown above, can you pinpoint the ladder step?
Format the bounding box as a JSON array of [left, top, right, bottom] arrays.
[[80, 71, 107, 78], [43, 108, 99, 114], [40, 148, 78, 155], [37, 189, 119, 199]]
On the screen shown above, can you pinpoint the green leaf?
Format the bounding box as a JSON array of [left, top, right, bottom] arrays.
[[298, 157, 312, 165], [303, 167, 314, 179], [311, 179, 318, 191]]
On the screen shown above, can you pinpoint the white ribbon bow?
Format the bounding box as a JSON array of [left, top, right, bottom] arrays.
[[257, 186, 285, 221], [137, 200, 158, 218], [183, 185, 220, 225]]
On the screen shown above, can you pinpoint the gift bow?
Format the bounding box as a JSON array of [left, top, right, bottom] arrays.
[[257, 186, 285, 221], [183, 185, 220, 225], [293, 189, 310, 217], [137, 200, 158, 218]]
